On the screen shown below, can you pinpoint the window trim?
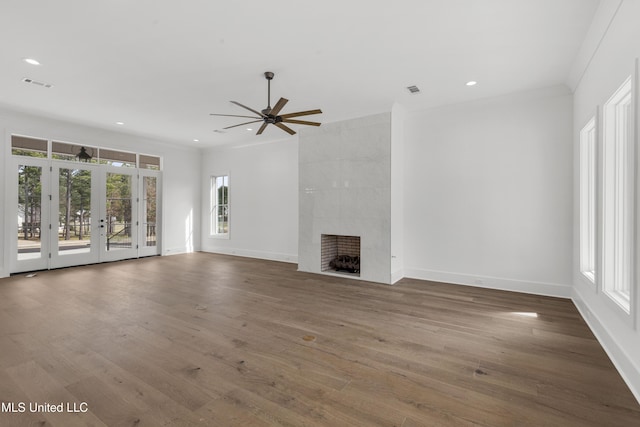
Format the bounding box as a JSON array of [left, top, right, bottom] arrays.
[[601, 76, 634, 314], [579, 115, 597, 284]]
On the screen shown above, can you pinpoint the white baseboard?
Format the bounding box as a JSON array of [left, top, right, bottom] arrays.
[[163, 249, 185, 256], [572, 288, 640, 405], [391, 269, 404, 285], [403, 267, 572, 298], [162, 247, 196, 256], [202, 247, 298, 264]]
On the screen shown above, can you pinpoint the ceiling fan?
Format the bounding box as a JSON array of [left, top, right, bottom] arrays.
[[210, 71, 322, 136]]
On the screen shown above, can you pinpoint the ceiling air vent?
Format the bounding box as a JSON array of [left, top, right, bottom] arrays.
[[22, 78, 53, 88], [406, 85, 420, 94]]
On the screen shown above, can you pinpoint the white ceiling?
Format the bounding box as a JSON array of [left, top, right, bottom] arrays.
[[0, 0, 599, 147]]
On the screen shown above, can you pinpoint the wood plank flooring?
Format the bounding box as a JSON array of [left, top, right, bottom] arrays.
[[0, 252, 638, 426]]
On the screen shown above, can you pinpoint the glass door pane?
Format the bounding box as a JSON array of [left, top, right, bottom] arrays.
[[139, 170, 160, 257], [143, 176, 157, 247], [58, 168, 92, 256], [13, 157, 50, 274], [50, 163, 99, 269], [105, 172, 133, 251], [17, 165, 44, 261]]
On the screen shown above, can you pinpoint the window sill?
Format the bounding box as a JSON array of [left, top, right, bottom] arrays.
[[604, 289, 631, 315], [581, 270, 595, 284]]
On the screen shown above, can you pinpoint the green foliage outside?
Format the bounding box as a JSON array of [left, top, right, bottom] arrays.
[[18, 165, 42, 240]]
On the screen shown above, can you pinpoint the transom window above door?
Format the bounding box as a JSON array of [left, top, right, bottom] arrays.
[[11, 135, 161, 170]]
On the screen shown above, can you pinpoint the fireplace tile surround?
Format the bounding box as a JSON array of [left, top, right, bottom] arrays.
[[298, 113, 392, 284]]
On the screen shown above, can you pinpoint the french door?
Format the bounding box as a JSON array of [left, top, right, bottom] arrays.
[[100, 167, 139, 263], [13, 158, 51, 273], [11, 158, 160, 273], [50, 161, 100, 268]]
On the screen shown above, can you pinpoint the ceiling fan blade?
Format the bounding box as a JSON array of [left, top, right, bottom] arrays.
[[269, 97, 289, 116], [230, 101, 267, 118], [256, 122, 268, 135], [282, 119, 322, 126], [279, 109, 322, 119], [275, 122, 296, 135], [210, 113, 261, 119], [222, 119, 263, 130]]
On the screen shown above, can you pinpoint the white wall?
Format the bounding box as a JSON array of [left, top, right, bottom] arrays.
[[391, 103, 406, 283], [403, 86, 574, 297], [0, 107, 201, 277], [571, 0, 640, 402], [157, 146, 201, 256], [200, 138, 299, 263]]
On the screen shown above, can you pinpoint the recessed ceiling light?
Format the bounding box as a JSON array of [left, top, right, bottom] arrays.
[[115, 121, 124, 125], [193, 139, 199, 142], [466, 81, 477, 86], [24, 58, 40, 66], [246, 128, 252, 131]]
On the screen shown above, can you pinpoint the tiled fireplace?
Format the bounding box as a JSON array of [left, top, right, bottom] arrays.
[[298, 112, 393, 283]]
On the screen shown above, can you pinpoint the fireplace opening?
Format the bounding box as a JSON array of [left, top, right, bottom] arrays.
[[321, 234, 360, 276]]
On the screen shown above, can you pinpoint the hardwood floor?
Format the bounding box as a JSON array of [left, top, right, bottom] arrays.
[[0, 253, 638, 426]]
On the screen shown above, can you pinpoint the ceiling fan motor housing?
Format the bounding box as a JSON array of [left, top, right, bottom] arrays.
[[264, 115, 283, 124]]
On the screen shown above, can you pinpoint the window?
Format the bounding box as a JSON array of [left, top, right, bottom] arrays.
[[11, 135, 162, 170], [579, 116, 596, 282], [139, 154, 161, 170], [99, 148, 136, 168], [601, 76, 633, 313], [210, 175, 229, 235], [11, 135, 48, 158], [52, 141, 98, 163]]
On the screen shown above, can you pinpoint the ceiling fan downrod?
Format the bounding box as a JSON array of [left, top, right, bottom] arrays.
[[263, 71, 275, 115]]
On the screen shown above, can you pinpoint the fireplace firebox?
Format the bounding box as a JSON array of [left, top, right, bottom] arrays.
[[321, 234, 361, 276]]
